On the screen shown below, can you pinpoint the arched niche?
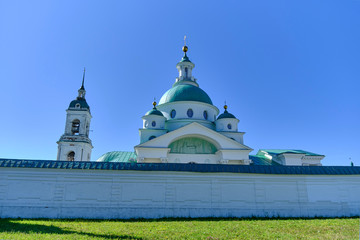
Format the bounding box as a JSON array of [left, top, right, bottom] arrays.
[[168, 137, 217, 154]]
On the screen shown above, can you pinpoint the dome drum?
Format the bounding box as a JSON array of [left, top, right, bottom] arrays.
[[142, 114, 166, 130], [215, 118, 239, 132], [157, 101, 219, 122]]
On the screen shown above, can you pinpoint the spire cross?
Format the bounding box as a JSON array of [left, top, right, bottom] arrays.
[[184, 35, 187, 46], [82, 67, 86, 89]]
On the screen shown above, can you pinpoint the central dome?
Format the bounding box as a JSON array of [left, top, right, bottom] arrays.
[[158, 84, 213, 105]]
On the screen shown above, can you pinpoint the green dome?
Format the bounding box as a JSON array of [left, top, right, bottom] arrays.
[[69, 98, 90, 110], [145, 108, 164, 116], [158, 84, 213, 105], [217, 110, 236, 119]]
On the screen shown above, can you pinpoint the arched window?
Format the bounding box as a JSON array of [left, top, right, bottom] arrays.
[[149, 135, 156, 140], [152, 121, 156, 127], [67, 151, 75, 161], [187, 109, 193, 118], [185, 67, 188, 78], [170, 109, 176, 118], [75, 103, 80, 108], [227, 123, 232, 130], [203, 111, 208, 120], [72, 119, 80, 135]]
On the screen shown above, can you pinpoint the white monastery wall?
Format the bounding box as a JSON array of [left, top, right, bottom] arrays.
[[0, 167, 359, 219]]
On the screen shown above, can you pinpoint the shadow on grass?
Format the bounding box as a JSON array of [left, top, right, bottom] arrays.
[[100, 216, 360, 223], [0, 219, 143, 239], [3, 216, 357, 223]]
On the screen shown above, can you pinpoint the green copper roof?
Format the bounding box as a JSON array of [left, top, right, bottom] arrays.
[[217, 110, 236, 120], [259, 149, 324, 156], [145, 108, 164, 116], [1, 159, 359, 175], [69, 98, 90, 110], [180, 53, 191, 62], [250, 155, 281, 166], [159, 84, 213, 105], [97, 151, 136, 162]]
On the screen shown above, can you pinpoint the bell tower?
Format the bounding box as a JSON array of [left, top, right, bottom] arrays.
[[57, 69, 93, 161]]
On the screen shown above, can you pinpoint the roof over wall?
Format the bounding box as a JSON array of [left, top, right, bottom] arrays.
[[96, 151, 136, 162], [249, 155, 281, 166], [259, 149, 324, 156], [0, 159, 359, 175]]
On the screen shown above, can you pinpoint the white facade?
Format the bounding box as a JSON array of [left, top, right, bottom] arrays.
[[135, 46, 254, 165], [1, 167, 359, 219], [133, 46, 326, 166], [258, 150, 324, 166], [57, 72, 93, 162]]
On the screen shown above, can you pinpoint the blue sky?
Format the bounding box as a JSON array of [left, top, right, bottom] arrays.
[[0, 0, 359, 166]]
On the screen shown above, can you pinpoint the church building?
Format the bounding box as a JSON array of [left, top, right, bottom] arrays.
[[57, 44, 324, 166], [2, 41, 359, 221]]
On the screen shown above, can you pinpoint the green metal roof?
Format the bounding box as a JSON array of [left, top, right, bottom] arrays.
[[96, 151, 136, 162], [250, 155, 281, 166], [180, 53, 191, 62], [259, 149, 324, 157], [145, 108, 164, 116], [158, 84, 213, 105], [217, 110, 236, 120], [1, 159, 359, 175], [69, 98, 90, 110]]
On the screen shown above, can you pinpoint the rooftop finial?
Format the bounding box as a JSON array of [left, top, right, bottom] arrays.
[[182, 35, 188, 53], [224, 101, 228, 111], [153, 98, 157, 108], [81, 67, 86, 89]]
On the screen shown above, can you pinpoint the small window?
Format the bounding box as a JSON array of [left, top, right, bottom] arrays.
[[171, 109, 176, 118], [187, 109, 193, 118], [67, 151, 75, 161], [185, 67, 188, 78], [227, 123, 232, 130], [75, 103, 80, 108], [72, 119, 80, 135], [149, 136, 156, 140], [151, 121, 156, 127], [203, 111, 208, 120]]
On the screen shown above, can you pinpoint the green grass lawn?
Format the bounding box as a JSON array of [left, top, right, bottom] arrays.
[[0, 218, 358, 240]]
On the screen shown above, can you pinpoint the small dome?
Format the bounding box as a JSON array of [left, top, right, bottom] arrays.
[[217, 110, 236, 120], [69, 98, 90, 110], [145, 108, 164, 116], [159, 84, 213, 105]]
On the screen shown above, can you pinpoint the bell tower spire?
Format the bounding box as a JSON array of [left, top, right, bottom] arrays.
[[78, 67, 86, 99], [57, 69, 93, 162]]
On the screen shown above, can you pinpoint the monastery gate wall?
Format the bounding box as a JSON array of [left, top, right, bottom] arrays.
[[0, 165, 359, 219]]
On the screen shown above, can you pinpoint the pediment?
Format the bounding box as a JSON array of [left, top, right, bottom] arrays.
[[135, 122, 252, 150]]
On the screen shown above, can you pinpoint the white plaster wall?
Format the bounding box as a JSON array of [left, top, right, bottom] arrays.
[[157, 101, 219, 123], [142, 115, 166, 129], [280, 154, 304, 166], [168, 153, 220, 164], [139, 129, 168, 144], [65, 110, 91, 136], [215, 118, 239, 132], [57, 142, 92, 162], [0, 167, 359, 219], [218, 132, 245, 144]]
